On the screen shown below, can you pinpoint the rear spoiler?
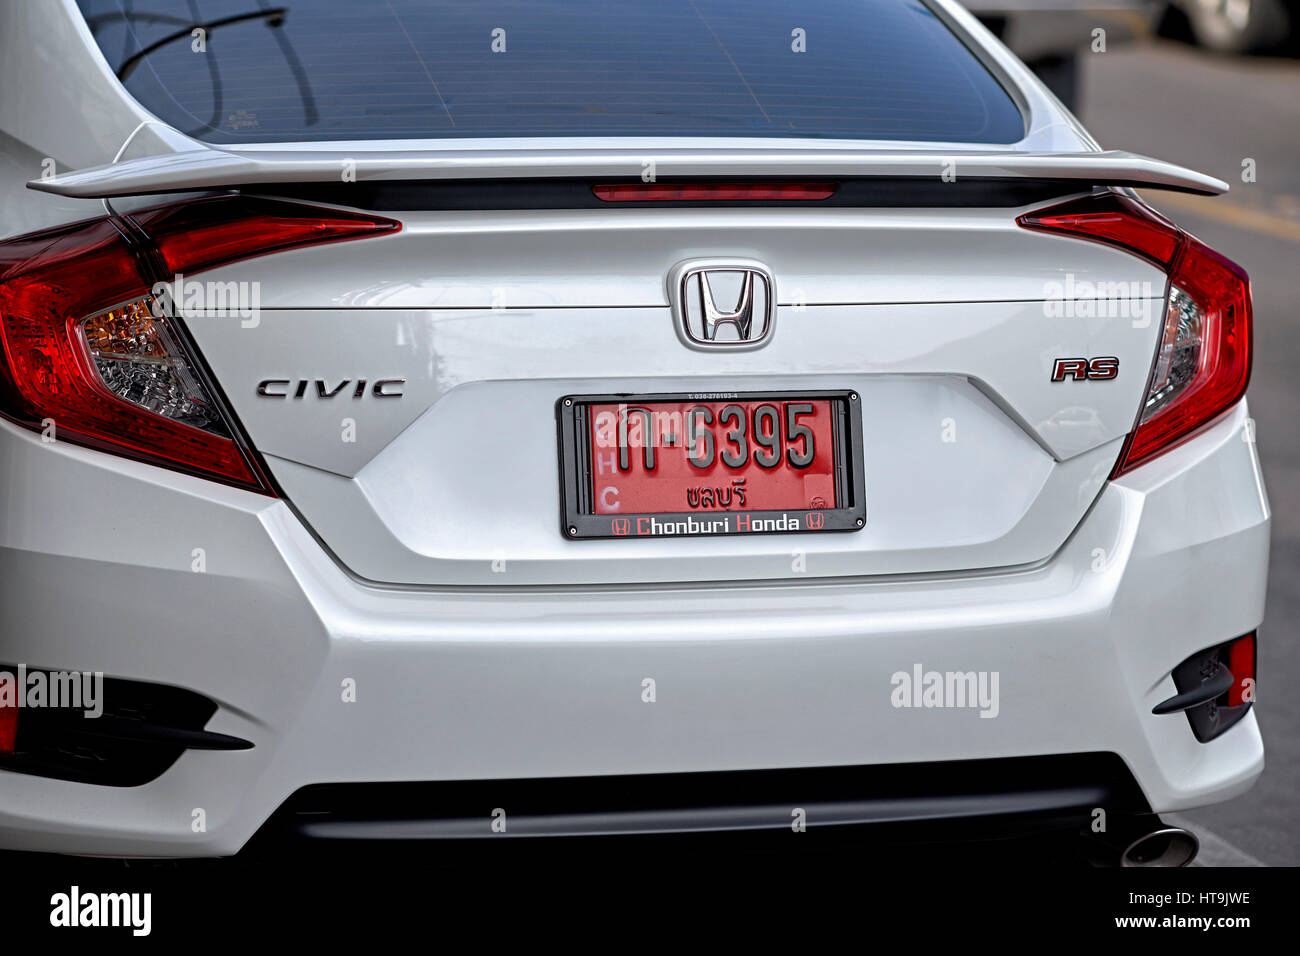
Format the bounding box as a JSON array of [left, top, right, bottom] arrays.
[[29, 145, 1228, 199]]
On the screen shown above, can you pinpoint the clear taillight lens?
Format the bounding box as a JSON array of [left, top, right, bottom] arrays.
[[79, 296, 228, 435], [1144, 286, 1203, 419]]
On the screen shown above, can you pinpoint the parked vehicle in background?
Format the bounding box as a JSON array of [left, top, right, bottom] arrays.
[[967, 0, 1297, 111], [1169, 0, 1295, 53], [964, 0, 1162, 108]]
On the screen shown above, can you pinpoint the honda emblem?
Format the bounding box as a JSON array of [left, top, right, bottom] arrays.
[[669, 259, 776, 350]]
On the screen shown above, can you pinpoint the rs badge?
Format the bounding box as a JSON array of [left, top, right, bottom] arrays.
[[1052, 357, 1119, 381]]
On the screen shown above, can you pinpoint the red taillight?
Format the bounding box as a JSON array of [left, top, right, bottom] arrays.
[[129, 195, 400, 275], [0, 198, 397, 492], [593, 182, 837, 202], [1227, 632, 1256, 708], [1018, 192, 1252, 476], [1017, 192, 1182, 269]]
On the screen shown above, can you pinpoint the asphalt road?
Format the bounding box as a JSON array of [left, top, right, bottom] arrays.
[[1079, 38, 1300, 866]]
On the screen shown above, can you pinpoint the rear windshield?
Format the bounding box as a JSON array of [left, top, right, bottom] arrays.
[[76, 0, 1025, 145]]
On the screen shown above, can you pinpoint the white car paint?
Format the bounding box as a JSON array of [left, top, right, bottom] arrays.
[[0, 0, 1269, 856]]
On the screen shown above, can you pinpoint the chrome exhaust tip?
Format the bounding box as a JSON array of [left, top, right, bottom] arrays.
[[1121, 827, 1200, 867]]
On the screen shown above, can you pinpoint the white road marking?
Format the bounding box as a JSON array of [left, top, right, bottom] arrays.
[[1165, 813, 1267, 867]]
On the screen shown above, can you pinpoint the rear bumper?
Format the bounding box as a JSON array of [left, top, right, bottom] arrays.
[[258, 753, 1151, 843], [0, 402, 1269, 857]]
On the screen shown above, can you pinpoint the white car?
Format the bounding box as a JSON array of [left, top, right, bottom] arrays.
[[0, 0, 1267, 865]]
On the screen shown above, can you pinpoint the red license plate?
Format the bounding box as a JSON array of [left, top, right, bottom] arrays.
[[558, 391, 865, 539]]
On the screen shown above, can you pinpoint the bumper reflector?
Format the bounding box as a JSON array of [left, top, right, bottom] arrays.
[[0, 694, 15, 753], [1153, 632, 1256, 742]]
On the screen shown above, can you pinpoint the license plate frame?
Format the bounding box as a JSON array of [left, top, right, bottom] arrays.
[[557, 389, 866, 540]]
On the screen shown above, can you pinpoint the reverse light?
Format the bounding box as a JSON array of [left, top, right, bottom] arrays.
[[1018, 192, 1252, 476], [0, 198, 398, 491], [1146, 286, 1202, 417], [80, 297, 230, 434]]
